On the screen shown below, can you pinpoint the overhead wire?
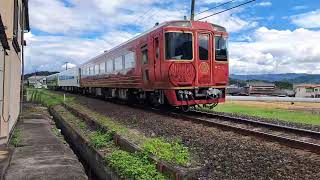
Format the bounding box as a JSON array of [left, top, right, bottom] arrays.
[[196, 0, 235, 16], [197, 0, 256, 21]]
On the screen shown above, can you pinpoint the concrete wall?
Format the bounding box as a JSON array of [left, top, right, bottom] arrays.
[[0, 0, 28, 144]]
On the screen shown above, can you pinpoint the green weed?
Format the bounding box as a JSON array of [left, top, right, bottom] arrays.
[[142, 138, 190, 166], [89, 131, 114, 149], [106, 150, 165, 180], [12, 128, 22, 147], [79, 121, 86, 130]]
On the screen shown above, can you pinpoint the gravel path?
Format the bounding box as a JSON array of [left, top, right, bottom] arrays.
[[66, 94, 320, 179]]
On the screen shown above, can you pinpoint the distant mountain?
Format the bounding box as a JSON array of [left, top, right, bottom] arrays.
[[230, 73, 320, 84], [24, 71, 59, 80]]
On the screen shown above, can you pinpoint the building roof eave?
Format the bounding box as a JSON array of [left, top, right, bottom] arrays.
[[23, 0, 30, 32], [0, 15, 10, 50]]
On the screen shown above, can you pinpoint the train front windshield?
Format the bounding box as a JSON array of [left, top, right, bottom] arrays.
[[165, 32, 193, 60], [215, 36, 228, 61]]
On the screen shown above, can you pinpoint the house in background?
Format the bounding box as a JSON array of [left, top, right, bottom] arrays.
[[0, 0, 30, 145], [247, 82, 276, 96], [294, 84, 320, 98], [27, 75, 46, 88]]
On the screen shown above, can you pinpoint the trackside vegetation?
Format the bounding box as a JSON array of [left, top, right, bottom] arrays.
[[106, 151, 165, 180], [27, 88, 192, 178], [143, 138, 190, 165], [55, 105, 165, 179], [11, 128, 22, 147]]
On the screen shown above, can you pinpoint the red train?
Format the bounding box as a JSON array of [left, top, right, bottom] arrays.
[[52, 20, 229, 111]]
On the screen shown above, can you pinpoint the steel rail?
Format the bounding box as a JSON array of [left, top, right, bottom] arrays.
[[146, 108, 320, 155], [189, 110, 320, 139]]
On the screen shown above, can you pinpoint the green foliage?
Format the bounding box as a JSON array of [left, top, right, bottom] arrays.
[[12, 128, 22, 147], [106, 150, 165, 180], [142, 138, 190, 166], [52, 126, 62, 137], [89, 131, 114, 149], [228, 78, 247, 87], [27, 89, 75, 107], [79, 121, 86, 130], [275, 81, 293, 90]]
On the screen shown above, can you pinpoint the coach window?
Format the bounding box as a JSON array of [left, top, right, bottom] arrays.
[[95, 64, 99, 75], [89, 66, 93, 75], [106, 60, 113, 73], [115, 56, 123, 71], [141, 45, 148, 64], [199, 34, 209, 60], [165, 32, 193, 60], [100, 62, 105, 74], [125, 52, 135, 69], [215, 36, 228, 61]]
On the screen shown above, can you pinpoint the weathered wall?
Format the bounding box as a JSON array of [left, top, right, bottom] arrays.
[[0, 0, 27, 144]]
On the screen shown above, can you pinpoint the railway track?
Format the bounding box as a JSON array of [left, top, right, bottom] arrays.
[[49, 90, 320, 154], [151, 108, 320, 154]]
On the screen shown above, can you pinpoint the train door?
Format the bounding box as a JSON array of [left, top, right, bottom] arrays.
[[197, 32, 213, 85], [153, 33, 161, 81], [140, 43, 151, 89]]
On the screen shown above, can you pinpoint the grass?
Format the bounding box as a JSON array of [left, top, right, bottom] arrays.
[[27, 88, 75, 107], [12, 128, 22, 147], [143, 138, 190, 166], [52, 126, 62, 137], [89, 131, 114, 149], [106, 150, 165, 180], [209, 102, 320, 125]]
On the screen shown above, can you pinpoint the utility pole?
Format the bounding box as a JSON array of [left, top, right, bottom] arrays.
[[190, 0, 195, 20], [65, 62, 68, 70]]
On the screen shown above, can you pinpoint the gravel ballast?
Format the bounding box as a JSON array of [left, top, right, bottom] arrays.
[[65, 94, 320, 179]]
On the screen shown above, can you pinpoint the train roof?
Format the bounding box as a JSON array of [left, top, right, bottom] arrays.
[[80, 20, 226, 67]]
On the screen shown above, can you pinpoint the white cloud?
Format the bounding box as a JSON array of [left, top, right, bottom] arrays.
[[256, 1, 272, 7], [291, 9, 320, 28], [62, 63, 77, 70], [197, 8, 258, 32], [292, 5, 308, 11], [229, 27, 320, 74], [24, 30, 135, 73]]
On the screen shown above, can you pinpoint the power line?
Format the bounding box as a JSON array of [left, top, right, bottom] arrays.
[[196, 0, 235, 16], [197, 0, 256, 21]]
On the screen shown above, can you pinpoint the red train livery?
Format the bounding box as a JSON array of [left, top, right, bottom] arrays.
[[62, 20, 229, 110]]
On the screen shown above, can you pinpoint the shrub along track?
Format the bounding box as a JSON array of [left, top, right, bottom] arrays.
[[58, 92, 320, 180]]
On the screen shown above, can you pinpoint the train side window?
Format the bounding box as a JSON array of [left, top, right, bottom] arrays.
[[100, 62, 105, 74], [141, 45, 148, 64], [115, 56, 123, 71], [155, 38, 159, 59], [106, 60, 113, 73], [199, 34, 209, 60], [124, 52, 135, 69], [89, 66, 94, 75], [95, 64, 99, 75]]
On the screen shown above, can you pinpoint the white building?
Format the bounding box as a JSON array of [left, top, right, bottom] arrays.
[[294, 84, 320, 98]]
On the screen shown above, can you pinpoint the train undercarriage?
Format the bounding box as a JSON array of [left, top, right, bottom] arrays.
[[58, 86, 225, 112]]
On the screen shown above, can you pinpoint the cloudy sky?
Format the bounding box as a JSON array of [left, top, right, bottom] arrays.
[[25, 0, 320, 74]]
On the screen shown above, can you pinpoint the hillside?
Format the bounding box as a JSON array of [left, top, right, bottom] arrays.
[[230, 73, 320, 84], [24, 71, 59, 80]]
